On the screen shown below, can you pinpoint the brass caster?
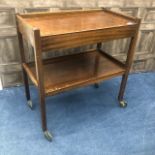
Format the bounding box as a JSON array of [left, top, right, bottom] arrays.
[[44, 130, 53, 142], [119, 100, 127, 108], [94, 83, 99, 88], [27, 100, 33, 109]]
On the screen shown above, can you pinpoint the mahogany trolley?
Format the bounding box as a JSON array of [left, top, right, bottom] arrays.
[[16, 8, 141, 141]]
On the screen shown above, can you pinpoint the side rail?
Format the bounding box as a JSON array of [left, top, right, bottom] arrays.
[[16, 14, 38, 48]]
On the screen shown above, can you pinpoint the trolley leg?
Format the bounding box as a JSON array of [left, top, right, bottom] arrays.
[[94, 83, 99, 88], [33, 29, 53, 141], [22, 68, 33, 109], [94, 43, 102, 88], [117, 18, 141, 108], [16, 26, 33, 109], [39, 94, 52, 141], [118, 73, 128, 108]]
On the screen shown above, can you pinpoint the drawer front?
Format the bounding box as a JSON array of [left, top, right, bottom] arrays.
[[41, 25, 137, 52]]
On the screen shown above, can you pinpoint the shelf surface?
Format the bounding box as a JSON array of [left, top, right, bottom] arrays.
[[20, 9, 136, 37], [26, 50, 125, 95]]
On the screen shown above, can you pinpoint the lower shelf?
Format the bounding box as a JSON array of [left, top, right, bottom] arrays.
[[24, 50, 126, 96]]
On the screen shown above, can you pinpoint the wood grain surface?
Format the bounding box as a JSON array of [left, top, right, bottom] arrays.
[[21, 10, 136, 36], [24, 50, 125, 96]]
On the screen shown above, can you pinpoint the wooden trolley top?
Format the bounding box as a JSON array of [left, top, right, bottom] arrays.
[[17, 8, 140, 51], [17, 9, 137, 37]]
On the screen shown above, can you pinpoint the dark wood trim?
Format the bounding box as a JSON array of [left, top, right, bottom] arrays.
[[118, 19, 141, 101], [33, 29, 47, 131], [16, 16, 31, 102]]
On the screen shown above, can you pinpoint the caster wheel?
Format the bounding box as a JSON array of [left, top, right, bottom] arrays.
[[94, 83, 99, 88], [119, 100, 127, 108], [27, 100, 33, 109], [44, 130, 53, 142]]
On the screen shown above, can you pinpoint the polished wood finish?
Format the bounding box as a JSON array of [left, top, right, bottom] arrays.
[[41, 25, 137, 51], [17, 9, 137, 51], [16, 8, 140, 139], [16, 17, 31, 103], [20, 10, 136, 36], [33, 29, 47, 131], [24, 50, 126, 96], [118, 19, 141, 101]]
